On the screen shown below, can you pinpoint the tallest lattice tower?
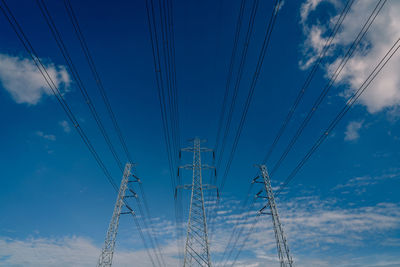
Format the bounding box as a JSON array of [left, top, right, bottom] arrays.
[[179, 138, 214, 267]]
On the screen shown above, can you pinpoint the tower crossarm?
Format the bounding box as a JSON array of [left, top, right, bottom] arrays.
[[181, 148, 213, 153], [179, 164, 215, 170]]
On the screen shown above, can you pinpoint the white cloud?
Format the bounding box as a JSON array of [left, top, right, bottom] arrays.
[[299, 25, 331, 69], [300, 0, 324, 24], [344, 120, 363, 141], [0, 53, 70, 105], [36, 131, 56, 141], [300, 0, 340, 25], [205, 192, 400, 266], [335, 176, 378, 190], [0, 236, 98, 267], [335, 172, 400, 189], [333, 171, 400, 195], [59, 120, 71, 133], [299, 1, 400, 113], [1, 194, 400, 267], [0, 235, 181, 267]]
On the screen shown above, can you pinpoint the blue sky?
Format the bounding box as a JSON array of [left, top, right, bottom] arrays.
[[0, 0, 400, 266]]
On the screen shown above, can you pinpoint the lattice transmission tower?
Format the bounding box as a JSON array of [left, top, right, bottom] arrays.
[[178, 138, 216, 267], [97, 162, 139, 267], [254, 165, 293, 267]]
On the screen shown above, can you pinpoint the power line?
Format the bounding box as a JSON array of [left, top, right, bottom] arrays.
[[167, 0, 181, 167], [206, 0, 247, 229], [36, 0, 125, 172], [219, 0, 283, 192], [207, 0, 254, 240], [60, 1, 168, 264], [0, 2, 158, 264], [227, 2, 394, 264], [227, 33, 400, 266], [164, 0, 180, 170], [159, 0, 180, 161], [211, 0, 274, 239], [64, 0, 134, 164], [210, 0, 283, 252], [224, 214, 261, 267], [214, 0, 246, 155], [220, 197, 257, 266], [131, 212, 158, 267], [145, 0, 183, 263], [268, 0, 387, 179], [134, 188, 166, 267], [261, 0, 355, 164], [275, 34, 400, 197], [0, 0, 119, 192], [224, 2, 391, 263], [219, 1, 357, 244], [97, 163, 158, 267], [215, 0, 260, 172], [0, 1, 164, 264], [223, 2, 387, 257], [146, 0, 176, 189]]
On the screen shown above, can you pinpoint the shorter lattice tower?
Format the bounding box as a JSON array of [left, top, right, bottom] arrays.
[[97, 162, 139, 267], [178, 138, 216, 267], [254, 165, 293, 267]]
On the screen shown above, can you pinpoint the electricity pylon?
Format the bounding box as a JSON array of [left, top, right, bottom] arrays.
[[178, 138, 215, 267], [254, 165, 293, 267], [97, 162, 138, 267]]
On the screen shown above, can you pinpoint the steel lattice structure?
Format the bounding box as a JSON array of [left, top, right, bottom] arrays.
[[97, 163, 135, 267], [179, 138, 214, 267], [255, 165, 293, 267]]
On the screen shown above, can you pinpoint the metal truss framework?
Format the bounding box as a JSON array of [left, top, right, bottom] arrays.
[[254, 165, 293, 267], [179, 138, 214, 267], [97, 162, 138, 267]]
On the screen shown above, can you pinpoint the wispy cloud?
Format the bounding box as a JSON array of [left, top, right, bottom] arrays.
[[205, 191, 400, 266], [36, 131, 56, 141], [344, 120, 363, 141], [1, 193, 400, 267], [59, 120, 71, 133], [300, 0, 325, 24], [299, 0, 400, 113], [0, 53, 70, 105], [0, 235, 181, 267], [334, 171, 400, 194], [0, 236, 98, 267]]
